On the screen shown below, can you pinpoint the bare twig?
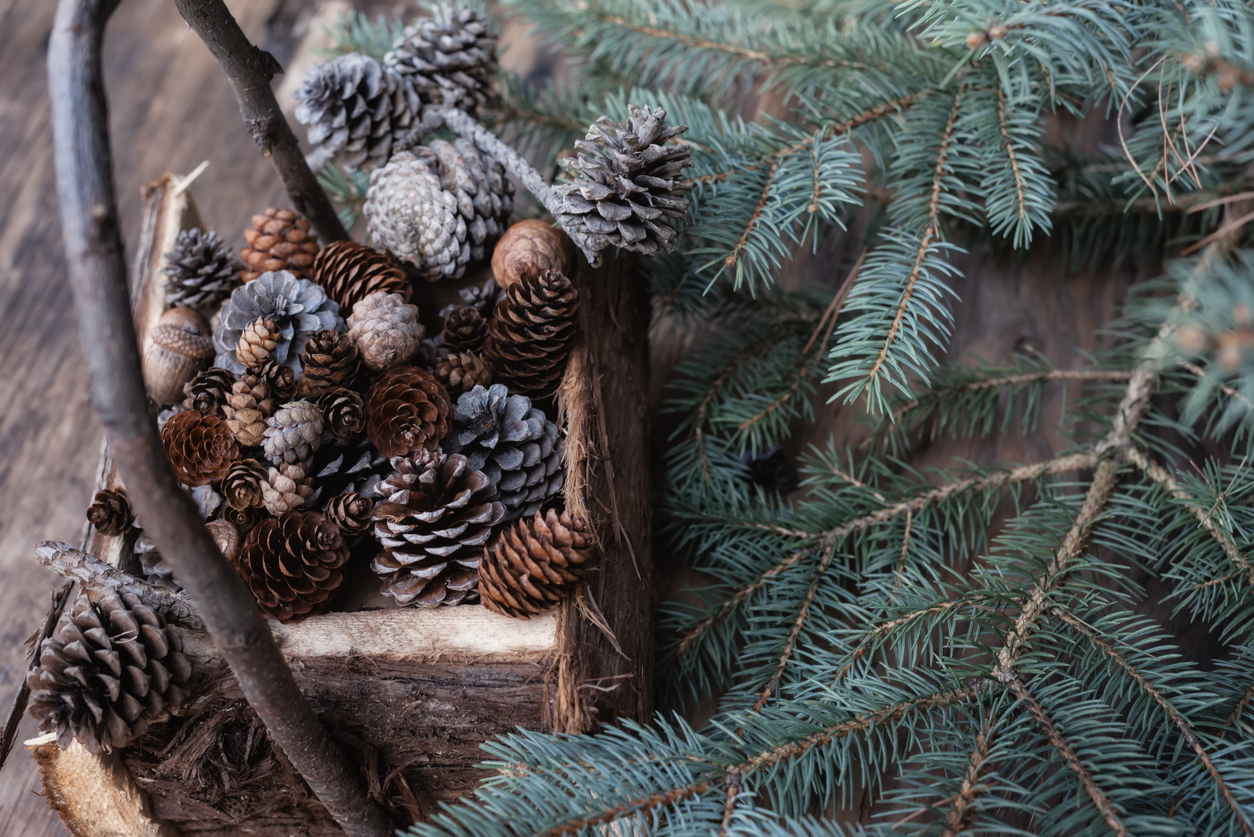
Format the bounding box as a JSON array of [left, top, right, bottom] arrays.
[[47, 1, 389, 834]]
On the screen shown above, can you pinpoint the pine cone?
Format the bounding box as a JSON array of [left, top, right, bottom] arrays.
[[347, 290, 425, 372], [263, 400, 324, 465], [240, 209, 321, 282], [450, 384, 564, 520], [325, 491, 374, 536], [299, 329, 361, 398], [317, 387, 366, 441], [256, 359, 298, 402], [161, 410, 239, 486], [435, 350, 492, 394], [223, 505, 267, 533], [222, 458, 268, 510], [235, 511, 349, 621], [491, 219, 568, 288], [554, 104, 692, 257], [363, 140, 513, 279], [222, 373, 275, 448], [294, 54, 417, 172], [87, 488, 135, 536], [28, 590, 192, 752], [236, 318, 279, 369], [162, 228, 242, 310], [261, 463, 316, 516], [480, 509, 591, 618], [371, 450, 504, 606], [207, 519, 242, 564], [365, 366, 452, 457], [212, 271, 344, 377], [384, 4, 497, 115], [182, 367, 237, 416], [441, 306, 487, 352], [311, 240, 411, 314], [483, 268, 580, 398]]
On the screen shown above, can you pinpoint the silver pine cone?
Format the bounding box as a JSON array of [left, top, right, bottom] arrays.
[[553, 104, 693, 257], [263, 400, 325, 465], [162, 228, 242, 311], [384, 4, 497, 115]]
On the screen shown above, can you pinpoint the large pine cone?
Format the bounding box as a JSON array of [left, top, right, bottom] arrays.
[[435, 350, 492, 394], [161, 410, 239, 486], [554, 104, 692, 257], [317, 387, 366, 441], [311, 240, 411, 315], [480, 509, 591, 618], [371, 450, 504, 607], [450, 384, 564, 520], [87, 488, 135, 536], [28, 590, 192, 752], [263, 400, 324, 465], [363, 140, 512, 279], [162, 228, 242, 310], [347, 290, 425, 372], [365, 366, 452, 457], [212, 271, 344, 377], [441, 306, 487, 352], [295, 53, 418, 172], [384, 4, 497, 115], [491, 219, 568, 288], [235, 511, 349, 622], [299, 329, 361, 398], [240, 209, 321, 282], [222, 373, 275, 447], [482, 268, 580, 398], [183, 367, 237, 416]]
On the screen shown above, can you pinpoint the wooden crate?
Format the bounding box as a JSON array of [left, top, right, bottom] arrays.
[[27, 172, 653, 836]]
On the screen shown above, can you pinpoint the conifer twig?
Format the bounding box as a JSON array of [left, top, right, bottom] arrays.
[[941, 713, 998, 837]]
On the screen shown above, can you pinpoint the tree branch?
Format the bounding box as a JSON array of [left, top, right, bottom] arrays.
[[47, 1, 388, 834], [170, 0, 348, 243]]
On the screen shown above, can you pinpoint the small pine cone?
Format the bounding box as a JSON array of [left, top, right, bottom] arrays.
[[325, 491, 374, 536], [222, 374, 275, 448], [263, 400, 324, 465], [222, 458, 268, 510], [480, 509, 591, 619], [223, 504, 266, 533], [241, 209, 320, 282], [235, 511, 349, 621], [441, 306, 487, 353], [491, 219, 568, 288], [311, 240, 411, 315], [483, 268, 580, 398], [207, 519, 241, 563], [553, 104, 693, 258], [237, 318, 280, 369], [255, 360, 298, 403], [261, 463, 316, 516], [162, 228, 242, 310], [161, 410, 239, 487], [365, 366, 452, 457], [384, 4, 497, 114], [317, 387, 366, 441], [87, 488, 135, 536], [435, 350, 492, 394], [347, 291, 425, 372], [298, 329, 361, 399], [28, 590, 192, 752], [183, 367, 237, 416]]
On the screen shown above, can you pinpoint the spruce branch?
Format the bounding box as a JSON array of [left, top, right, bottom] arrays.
[[940, 712, 1000, 837]]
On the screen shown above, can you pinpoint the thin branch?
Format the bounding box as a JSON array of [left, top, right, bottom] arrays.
[[830, 597, 990, 687], [1225, 684, 1254, 730], [1182, 361, 1254, 413], [676, 552, 809, 659], [941, 713, 998, 837], [996, 89, 1029, 230]]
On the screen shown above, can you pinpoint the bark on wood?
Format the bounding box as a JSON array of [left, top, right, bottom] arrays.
[[46, 2, 389, 834]]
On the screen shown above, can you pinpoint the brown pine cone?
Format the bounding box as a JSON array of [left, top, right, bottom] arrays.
[[255, 359, 297, 402], [347, 290, 425, 372], [87, 488, 135, 536], [207, 519, 241, 563], [311, 240, 411, 314], [364, 366, 452, 457], [263, 400, 324, 465], [222, 458, 268, 510], [28, 590, 192, 752], [261, 463, 316, 516], [161, 410, 239, 486], [317, 387, 366, 441], [235, 511, 349, 621], [483, 268, 580, 398], [298, 329, 360, 398], [480, 509, 591, 619], [223, 504, 266, 532], [441, 306, 487, 353], [325, 491, 373, 536], [222, 374, 275, 447], [491, 219, 569, 288], [183, 367, 237, 416], [435, 350, 492, 394], [236, 317, 280, 369], [241, 208, 320, 282]]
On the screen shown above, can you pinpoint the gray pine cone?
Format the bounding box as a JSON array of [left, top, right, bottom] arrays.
[[384, 4, 497, 115], [294, 53, 419, 172], [364, 139, 512, 279], [162, 228, 242, 311], [449, 383, 564, 520], [553, 104, 692, 257], [211, 271, 344, 377], [263, 400, 325, 465]]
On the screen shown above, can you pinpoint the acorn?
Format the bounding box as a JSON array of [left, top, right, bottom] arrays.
[[143, 307, 215, 405], [206, 519, 241, 563]]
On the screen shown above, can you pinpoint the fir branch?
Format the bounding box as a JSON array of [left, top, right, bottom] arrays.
[[941, 712, 999, 837]]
